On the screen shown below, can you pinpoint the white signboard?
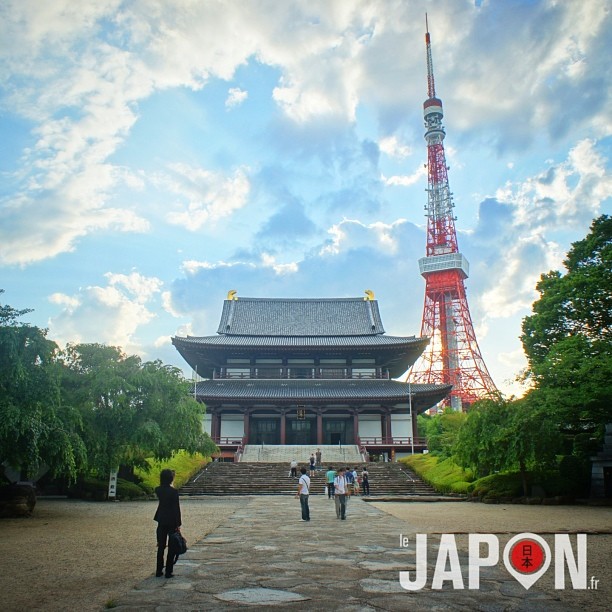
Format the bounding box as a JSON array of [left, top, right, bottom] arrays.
[[108, 469, 118, 498]]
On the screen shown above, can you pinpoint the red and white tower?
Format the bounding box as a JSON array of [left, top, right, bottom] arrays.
[[413, 18, 497, 410]]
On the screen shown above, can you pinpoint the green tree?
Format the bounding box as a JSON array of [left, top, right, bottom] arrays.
[[0, 293, 86, 481], [454, 397, 559, 495], [61, 343, 216, 476], [521, 215, 612, 444], [422, 409, 467, 458], [453, 399, 508, 478]]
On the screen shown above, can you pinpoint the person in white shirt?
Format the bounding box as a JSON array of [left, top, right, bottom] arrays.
[[295, 467, 311, 521], [334, 467, 348, 520], [290, 459, 298, 478]]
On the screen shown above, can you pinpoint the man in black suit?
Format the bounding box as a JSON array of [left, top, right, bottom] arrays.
[[154, 469, 182, 577]]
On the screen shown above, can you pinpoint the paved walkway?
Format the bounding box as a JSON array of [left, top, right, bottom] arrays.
[[114, 495, 582, 611]]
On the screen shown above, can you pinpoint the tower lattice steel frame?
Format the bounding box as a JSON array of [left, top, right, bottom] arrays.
[[412, 18, 498, 410]]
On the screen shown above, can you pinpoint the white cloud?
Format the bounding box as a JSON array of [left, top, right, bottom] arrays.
[[181, 259, 250, 275], [104, 271, 163, 303], [260, 253, 299, 275], [2, 1, 609, 266], [225, 87, 248, 109], [381, 165, 426, 187], [379, 135, 411, 158], [47, 272, 162, 352], [477, 139, 611, 322], [321, 218, 407, 256], [162, 164, 251, 230]]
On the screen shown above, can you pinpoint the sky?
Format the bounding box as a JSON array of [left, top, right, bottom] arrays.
[[1, 0, 610, 398]]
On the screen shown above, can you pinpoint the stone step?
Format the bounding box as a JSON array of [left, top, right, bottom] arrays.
[[180, 462, 438, 497], [240, 444, 364, 464]]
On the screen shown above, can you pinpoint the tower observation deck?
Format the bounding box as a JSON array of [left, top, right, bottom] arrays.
[[412, 18, 498, 410]]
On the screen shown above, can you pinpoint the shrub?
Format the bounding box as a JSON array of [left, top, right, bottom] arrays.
[[67, 476, 148, 500], [67, 477, 109, 501], [401, 455, 474, 494], [467, 473, 523, 499], [117, 478, 146, 500], [135, 451, 210, 490]]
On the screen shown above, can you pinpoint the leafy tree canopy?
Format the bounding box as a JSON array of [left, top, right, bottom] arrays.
[[454, 397, 559, 494], [0, 293, 86, 481], [521, 215, 612, 367], [419, 409, 466, 458], [61, 343, 217, 475], [0, 289, 33, 326], [520, 215, 612, 437]]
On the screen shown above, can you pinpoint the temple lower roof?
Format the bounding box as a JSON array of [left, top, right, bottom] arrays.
[[196, 379, 452, 413], [172, 334, 428, 378]]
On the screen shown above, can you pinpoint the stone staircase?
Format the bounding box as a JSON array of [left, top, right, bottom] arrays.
[[180, 461, 438, 497], [240, 444, 364, 464]]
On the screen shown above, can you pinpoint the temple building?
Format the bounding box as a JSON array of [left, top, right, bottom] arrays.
[[172, 291, 451, 460]]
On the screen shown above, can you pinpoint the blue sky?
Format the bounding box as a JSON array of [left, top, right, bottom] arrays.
[[1, 0, 610, 397]]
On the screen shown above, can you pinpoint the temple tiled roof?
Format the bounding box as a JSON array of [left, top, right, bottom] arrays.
[[174, 334, 422, 348], [172, 333, 428, 378], [216, 297, 385, 336], [196, 379, 452, 412]]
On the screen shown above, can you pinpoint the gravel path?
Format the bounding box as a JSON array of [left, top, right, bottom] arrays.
[[0, 497, 244, 612], [1, 497, 610, 611]]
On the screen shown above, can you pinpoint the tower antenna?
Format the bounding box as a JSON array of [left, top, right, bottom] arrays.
[[412, 17, 498, 410]]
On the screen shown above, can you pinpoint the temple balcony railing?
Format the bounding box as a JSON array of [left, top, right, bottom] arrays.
[[212, 368, 390, 380], [358, 436, 428, 447], [212, 436, 245, 447]]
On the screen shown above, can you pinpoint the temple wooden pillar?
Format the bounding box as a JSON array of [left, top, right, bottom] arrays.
[[280, 410, 286, 444], [211, 411, 220, 440], [353, 410, 359, 444], [242, 409, 250, 443], [383, 410, 392, 441], [411, 406, 418, 446], [316, 410, 323, 445]]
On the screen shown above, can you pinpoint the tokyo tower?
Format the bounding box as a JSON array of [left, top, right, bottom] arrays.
[[412, 17, 498, 410]]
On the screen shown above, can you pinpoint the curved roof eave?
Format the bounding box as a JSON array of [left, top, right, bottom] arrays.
[[194, 379, 452, 413]]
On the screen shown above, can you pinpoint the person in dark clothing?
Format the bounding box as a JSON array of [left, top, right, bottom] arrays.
[[361, 467, 370, 496], [154, 468, 182, 578]]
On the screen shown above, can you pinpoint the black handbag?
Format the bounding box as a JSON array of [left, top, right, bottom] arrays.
[[169, 530, 188, 557]]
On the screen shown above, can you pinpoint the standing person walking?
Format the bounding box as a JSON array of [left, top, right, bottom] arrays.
[[325, 465, 336, 499], [295, 467, 311, 521], [334, 468, 347, 520], [290, 458, 298, 478], [315, 448, 322, 470], [153, 469, 182, 578], [345, 464, 354, 501], [361, 466, 370, 496], [309, 453, 316, 477], [351, 467, 360, 495]]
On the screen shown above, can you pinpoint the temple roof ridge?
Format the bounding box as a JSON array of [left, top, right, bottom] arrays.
[[216, 295, 387, 336]]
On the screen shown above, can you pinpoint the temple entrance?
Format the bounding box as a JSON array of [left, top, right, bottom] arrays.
[[287, 419, 315, 445], [324, 418, 353, 445], [251, 418, 280, 445]]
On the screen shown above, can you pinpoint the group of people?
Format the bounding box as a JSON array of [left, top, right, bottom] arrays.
[[289, 448, 323, 478], [153, 458, 372, 578], [295, 464, 370, 522], [325, 465, 370, 498]]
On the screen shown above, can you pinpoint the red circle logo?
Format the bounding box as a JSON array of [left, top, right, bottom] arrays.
[[509, 538, 545, 574]]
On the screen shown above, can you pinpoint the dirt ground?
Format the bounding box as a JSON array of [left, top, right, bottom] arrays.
[[0, 497, 240, 612], [1, 497, 610, 611]]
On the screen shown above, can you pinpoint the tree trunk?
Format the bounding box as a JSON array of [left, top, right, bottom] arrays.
[[519, 459, 529, 497]]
